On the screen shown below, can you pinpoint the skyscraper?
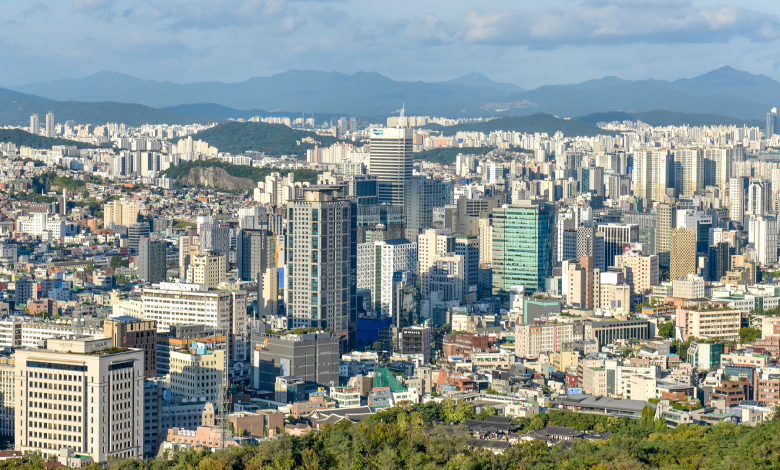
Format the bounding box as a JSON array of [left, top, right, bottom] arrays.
[[369, 127, 413, 206], [670, 228, 697, 279], [286, 187, 356, 338], [704, 148, 732, 191], [751, 216, 778, 265], [356, 238, 417, 317], [127, 222, 150, 254], [45, 111, 55, 137], [236, 228, 278, 317], [748, 181, 772, 217], [138, 237, 166, 283], [29, 113, 39, 135], [767, 108, 777, 140], [728, 177, 745, 224], [404, 176, 450, 240], [491, 200, 555, 295], [707, 242, 730, 282], [597, 223, 639, 269]]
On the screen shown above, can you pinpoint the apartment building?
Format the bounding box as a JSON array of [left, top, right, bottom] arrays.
[[169, 346, 226, 403], [15, 336, 144, 464], [186, 250, 226, 288], [0, 357, 13, 437], [515, 322, 575, 358]]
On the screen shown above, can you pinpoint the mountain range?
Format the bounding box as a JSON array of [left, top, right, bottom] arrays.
[[0, 66, 777, 125], [5, 66, 777, 120]]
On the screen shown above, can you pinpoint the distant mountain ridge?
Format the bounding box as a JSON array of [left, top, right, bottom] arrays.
[[6, 66, 779, 120]]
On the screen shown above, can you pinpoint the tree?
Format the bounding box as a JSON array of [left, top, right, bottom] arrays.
[[86, 261, 94, 271], [371, 341, 381, 351], [110, 255, 126, 269], [529, 416, 545, 430], [639, 405, 656, 428], [82, 190, 89, 199], [658, 320, 675, 338], [740, 327, 762, 344]]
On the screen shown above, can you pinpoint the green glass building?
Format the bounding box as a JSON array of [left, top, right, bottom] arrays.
[[491, 200, 556, 296]]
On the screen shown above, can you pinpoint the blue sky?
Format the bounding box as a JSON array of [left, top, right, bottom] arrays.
[[3, 0, 780, 88]]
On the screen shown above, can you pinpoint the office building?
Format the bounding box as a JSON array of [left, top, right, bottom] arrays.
[[455, 235, 479, 298], [137, 238, 166, 283], [236, 228, 278, 317], [356, 238, 417, 317], [670, 228, 697, 280], [127, 222, 150, 254], [15, 337, 144, 463], [633, 149, 671, 203], [170, 345, 225, 403], [30, 113, 39, 134], [198, 216, 230, 254], [45, 111, 55, 138], [578, 319, 651, 346], [614, 252, 659, 295], [103, 199, 140, 228], [186, 250, 226, 288], [515, 322, 575, 357], [285, 187, 356, 338], [0, 357, 13, 438], [104, 316, 158, 378], [369, 127, 413, 206], [142, 283, 247, 363], [707, 242, 730, 282], [768, 108, 778, 140], [597, 223, 639, 269], [404, 176, 450, 240], [479, 217, 492, 264], [681, 306, 740, 342], [417, 229, 465, 302], [401, 324, 431, 363], [357, 204, 406, 243], [656, 202, 675, 268], [178, 226, 199, 280], [576, 225, 606, 271], [492, 200, 555, 295], [252, 332, 339, 393]]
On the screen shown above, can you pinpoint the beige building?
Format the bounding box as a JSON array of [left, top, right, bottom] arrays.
[[594, 271, 631, 315], [515, 323, 575, 358], [683, 306, 741, 342], [614, 253, 659, 295], [0, 356, 13, 438], [187, 250, 226, 288], [103, 199, 140, 227], [169, 348, 225, 403], [582, 365, 608, 396], [672, 274, 705, 299], [15, 337, 144, 463], [673, 148, 704, 197], [670, 228, 697, 280], [552, 350, 579, 373], [633, 150, 670, 202], [478, 217, 492, 265], [417, 229, 465, 303]]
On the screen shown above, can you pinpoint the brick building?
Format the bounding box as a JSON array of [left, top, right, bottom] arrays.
[[442, 332, 490, 359]]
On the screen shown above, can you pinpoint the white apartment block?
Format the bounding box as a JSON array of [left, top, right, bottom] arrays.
[[15, 337, 144, 463], [515, 323, 575, 358]]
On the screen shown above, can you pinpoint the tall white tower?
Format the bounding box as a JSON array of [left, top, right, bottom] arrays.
[[30, 113, 39, 135], [45, 111, 55, 137]]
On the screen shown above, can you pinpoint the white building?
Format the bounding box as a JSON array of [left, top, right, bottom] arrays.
[[15, 336, 145, 463], [356, 239, 417, 316]]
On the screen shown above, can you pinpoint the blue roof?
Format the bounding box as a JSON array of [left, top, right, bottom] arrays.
[[383, 238, 412, 245]]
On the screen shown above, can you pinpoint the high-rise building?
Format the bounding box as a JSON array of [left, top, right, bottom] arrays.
[[478, 217, 492, 265], [104, 316, 158, 378], [15, 336, 144, 463], [251, 332, 339, 393], [127, 222, 150, 254], [752, 216, 778, 265], [45, 111, 55, 138], [455, 235, 480, 299], [491, 200, 555, 295], [656, 202, 675, 268], [704, 148, 732, 191], [197, 216, 230, 254], [401, 324, 431, 363], [236, 228, 278, 317], [29, 113, 39, 135], [285, 187, 356, 338], [404, 176, 450, 240], [186, 250, 226, 288], [633, 149, 671, 203], [137, 238, 166, 283], [576, 225, 606, 271], [673, 148, 704, 197], [170, 346, 225, 403], [356, 238, 417, 317], [748, 181, 773, 216], [670, 228, 697, 279], [103, 199, 140, 227], [767, 108, 778, 140], [729, 177, 745, 224], [417, 229, 465, 303], [707, 242, 730, 282], [597, 223, 639, 269], [614, 252, 659, 295], [178, 226, 199, 280], [369, 127, 413, 206]]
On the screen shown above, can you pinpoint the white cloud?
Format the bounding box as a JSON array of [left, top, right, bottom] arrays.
[[408, 2, 780, 48]]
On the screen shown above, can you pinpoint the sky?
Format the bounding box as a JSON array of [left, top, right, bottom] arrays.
[[3, 0, 780, 88]]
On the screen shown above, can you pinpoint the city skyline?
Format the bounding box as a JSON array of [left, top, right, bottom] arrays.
[[2, 0, 780, 87]]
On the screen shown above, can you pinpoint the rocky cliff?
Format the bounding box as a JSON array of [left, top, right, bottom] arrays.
[[178, 166, 256, 191]]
